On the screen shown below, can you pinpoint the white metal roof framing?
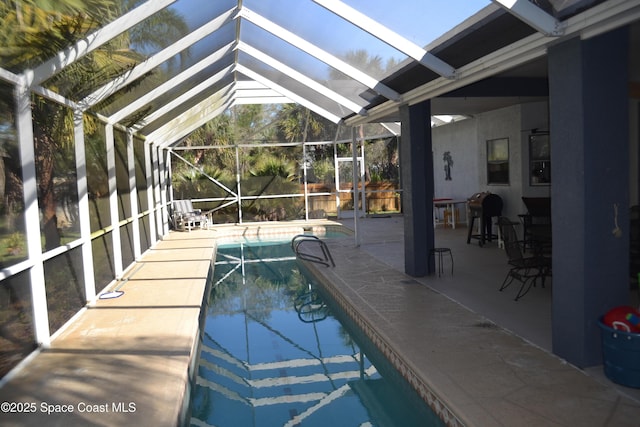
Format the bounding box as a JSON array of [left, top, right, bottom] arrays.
[[149, 45, 364, 140], [236, 64, 344, 124], [312, 0, 457, 78], [141, 57, 348, 146], [148, 84, 235, 144], [81, 7, 238, 110], [229, 80, 292, 105], [3, 0, 639, 148], [132, 2, 429, 144], [237, 7, 402, 102], [133, 64, 235, 131], [237, 41, 368, 116], [130, 0, 640, 143], [107, 42, 236, 125], [95, 2, 404, 145], [29, 0, 179, 86]]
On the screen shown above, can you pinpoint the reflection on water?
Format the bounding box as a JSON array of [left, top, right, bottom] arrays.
[[189, 241, 443, 427]]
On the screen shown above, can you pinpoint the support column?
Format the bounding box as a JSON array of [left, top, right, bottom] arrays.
[[105, 124, 123, 278], [159, 149, 170, 233], [151, 143, 164, 237], [127, 131, 141, 260], [144, 140, 157, 246], [400, 101, 435, 277], [548, 28, 630, 367], [16, 78, 50, 347], [74, 109, 96, 302]]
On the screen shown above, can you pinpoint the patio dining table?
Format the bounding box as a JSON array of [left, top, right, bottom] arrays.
[[433, 198, 467, 229]]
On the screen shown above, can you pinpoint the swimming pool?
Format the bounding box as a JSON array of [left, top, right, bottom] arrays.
[[189, 239, 444, 427]]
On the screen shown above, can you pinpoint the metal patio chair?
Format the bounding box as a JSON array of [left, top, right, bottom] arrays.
[[519, 197, 552, 253], [497, 216, 551, 301]]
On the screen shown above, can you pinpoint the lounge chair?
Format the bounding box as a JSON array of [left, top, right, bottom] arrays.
[[172, 199, 209, 231]]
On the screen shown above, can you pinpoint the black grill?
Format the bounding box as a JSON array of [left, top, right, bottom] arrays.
[[466, 192, 503, 246]]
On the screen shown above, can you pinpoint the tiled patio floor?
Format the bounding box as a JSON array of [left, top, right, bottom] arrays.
[[301, 216, 640, 426], [0, 232, 219, 427], [0, 217, 639, 426]]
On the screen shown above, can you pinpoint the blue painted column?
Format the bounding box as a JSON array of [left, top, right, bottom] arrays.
[[400, 101, 435, 276], [548, 28, 630, 368]]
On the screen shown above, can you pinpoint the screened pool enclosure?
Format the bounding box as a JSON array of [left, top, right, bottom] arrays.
[[0, 88, 405, 380], [2, 0, 632, 378], [1, 0, 480, 377]]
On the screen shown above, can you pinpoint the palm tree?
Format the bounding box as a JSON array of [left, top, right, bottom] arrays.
[[124, 0, 190, 73], [244, 152, 300, 220], [0, 1, 188, 249], [0, 1, 120, 71], [277, 104, 324, 143], [329, 49, 398, 81]]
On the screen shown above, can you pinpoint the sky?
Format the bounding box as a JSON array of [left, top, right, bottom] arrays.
[[167, 0, 493, 101], [340, 0, 490, 47], [174, 0, 491, 60]]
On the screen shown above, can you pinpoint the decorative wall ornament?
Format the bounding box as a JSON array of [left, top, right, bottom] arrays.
[[443, 151, 453, 181]]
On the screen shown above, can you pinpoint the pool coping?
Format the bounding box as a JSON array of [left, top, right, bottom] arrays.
[[0, 232, 219, 426], [303, 247, 465, 427]]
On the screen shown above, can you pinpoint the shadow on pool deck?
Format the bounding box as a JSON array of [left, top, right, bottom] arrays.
[[0, 217, 639, 426], [0, 232, 219, 427]]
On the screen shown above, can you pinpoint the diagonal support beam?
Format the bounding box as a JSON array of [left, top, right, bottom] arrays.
[[0, 67, 21, 85], [171, 150, 238, 197], [312, 0, 456, 79], [236, 64, 342, 123], [133, 64, 234, 130], [81, 7, 237, 109], [237, 42, 367, 116], [108, 42, 235, 124], [240, 7, 400, 102], [148, 87, 234, 144], [491, 0, 564, 36], [31, 0, 177, 86]]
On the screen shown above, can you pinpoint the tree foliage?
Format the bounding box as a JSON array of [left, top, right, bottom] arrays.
[[0, 1, 120, 72], [0, 0, 187, 249]]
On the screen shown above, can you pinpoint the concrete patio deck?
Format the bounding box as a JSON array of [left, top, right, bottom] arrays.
[[306, 215, 640, 426], [0, 217, 639, 426], [0, 231, 219, 427]]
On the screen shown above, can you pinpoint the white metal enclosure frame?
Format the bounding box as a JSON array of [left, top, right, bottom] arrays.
[[0, 0, 636, 372]]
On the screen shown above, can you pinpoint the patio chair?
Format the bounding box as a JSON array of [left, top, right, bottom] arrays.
[[172, 200, 209, 231], [519, 197, 551, 253], [497, 216, 551, 301]]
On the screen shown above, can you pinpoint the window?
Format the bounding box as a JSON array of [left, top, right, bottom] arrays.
[[529, 133, 550, 185], [487, 138, 509, 184]]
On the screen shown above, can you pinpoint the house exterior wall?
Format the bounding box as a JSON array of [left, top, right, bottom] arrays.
[[432, 101, 550, 223], [520, 101, 552, 201], [432, 117, 478, 215], [477, 105, 524, 221]]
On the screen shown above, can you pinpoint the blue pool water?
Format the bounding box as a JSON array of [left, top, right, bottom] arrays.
[[189, 238, 444, 427]]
